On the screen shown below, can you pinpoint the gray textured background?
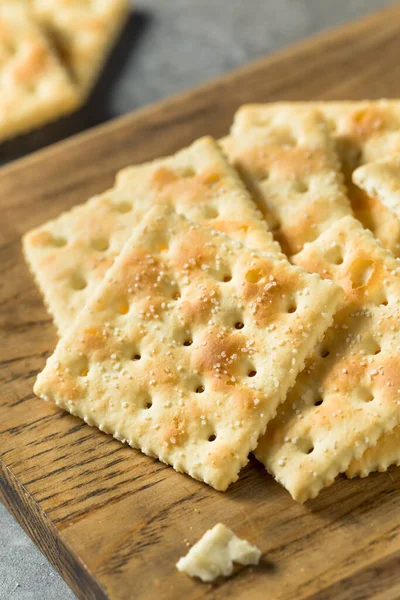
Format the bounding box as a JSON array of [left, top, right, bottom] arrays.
[[0, 0, 396, 598]]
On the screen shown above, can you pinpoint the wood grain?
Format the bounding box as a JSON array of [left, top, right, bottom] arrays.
[[2, 4, 400, 599]]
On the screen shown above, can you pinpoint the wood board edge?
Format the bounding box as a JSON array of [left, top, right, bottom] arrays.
[[0, 460, 109, 600]]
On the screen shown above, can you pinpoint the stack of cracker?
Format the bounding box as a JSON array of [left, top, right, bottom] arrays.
[[24, 100, 400, 502], [0, 0, 129, 142]]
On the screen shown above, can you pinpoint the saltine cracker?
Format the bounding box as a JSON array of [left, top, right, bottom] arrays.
[[23, 136, 283, 333], [347, 156, 400, 478], [34, 206, 342, 490], [224, 100, 400, 256], [256, 216, 400, 502]]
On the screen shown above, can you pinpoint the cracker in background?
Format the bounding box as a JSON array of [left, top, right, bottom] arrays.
[[0, 3, 78, 143], [256, 216, 400, 503], [224, 105, 351, 256], [353, 156, 400, 221], [34, 205, 342, 491], [31, 0, 129, 98], [23, 136, 283, 333]]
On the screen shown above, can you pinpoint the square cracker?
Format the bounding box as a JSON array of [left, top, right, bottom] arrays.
[[0, 2, 78, 142], [223, 104, 351, 257], [353, 156, 400, 221], [347, 156, 400, 478], [23, 136, 283, 333], [31, 0, 129, 98], [34, 205, 342, 491], [255, 216, 400, 502]]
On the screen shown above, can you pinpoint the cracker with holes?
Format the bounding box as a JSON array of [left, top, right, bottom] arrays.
[[34, 206, 342, 490], [31, 0, 129, 98], [0, 2, 78, 142], [286, 100, 400, 256], [23, 136, 283, 333], [353, 156, 400, 221], [344, 156, 400, 479], [223, 104, 351, 256], [255, 215, 400, 502], [223, 100, 400, 256]]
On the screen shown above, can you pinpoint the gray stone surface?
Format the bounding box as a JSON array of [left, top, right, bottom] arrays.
[[0, 0, 395, 598], [0, 506, 75, 600]]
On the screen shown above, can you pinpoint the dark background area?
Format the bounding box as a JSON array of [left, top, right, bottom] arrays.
[[0, 0, 395, 166]]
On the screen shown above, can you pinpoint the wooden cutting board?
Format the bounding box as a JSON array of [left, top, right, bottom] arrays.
[[2, 5, 400, 600]]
